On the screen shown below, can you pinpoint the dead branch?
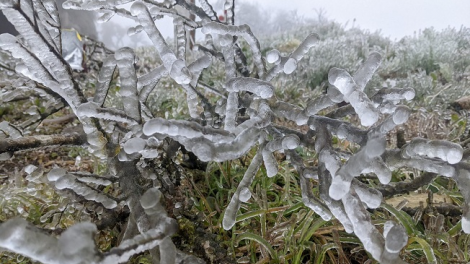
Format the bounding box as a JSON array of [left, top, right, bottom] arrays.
[[0, 133, 86, 154]]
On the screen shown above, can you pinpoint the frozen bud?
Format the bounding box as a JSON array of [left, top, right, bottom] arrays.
[[266, 49, 280, 64], [392, 106, 410, 125], [140, 188, 162, 210], [384, 221, 408, 253], [282, 135, 300, 149], [123, 137, 147, 154], [283, 58, 297, 74]]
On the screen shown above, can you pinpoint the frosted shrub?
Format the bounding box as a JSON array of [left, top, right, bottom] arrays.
[[0, 0, 469, 263]]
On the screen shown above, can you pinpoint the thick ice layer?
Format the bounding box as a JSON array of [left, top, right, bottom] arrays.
[[383, 221, 407, 254], [266, 49, 280, 64], [123, 137, 147, 154], [52, 172, 117, 209], [283, 58, 297, 74], [225, 77, 274, 99], [223, 148, 263, 230], [342, 192, 385, 260], [0, 218, 99, 264], [181, 127, 260, 162], [353, 52, 382, 91], [239, 187, 251, 202], [329, 136, 386, 200], [403, 138, 463, 164], [328, 68, 380, 126], [143, 117, 234, 143]]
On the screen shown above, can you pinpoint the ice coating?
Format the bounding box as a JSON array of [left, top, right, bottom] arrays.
[[143, 117, 234, 143], [342, 192, 385, 260], [47, 168, 67, 182], [383, 221, 408, 254], [403, 138, 463, 164], [266, 49, 280, 64], [225, 77, 274, 99], [223, 148, 263, 230], [123, 137, 147, 154], [353, 52, 382, 90], [3, 1, 469, 263], [51, 172, 117, 209], [239, 187, 251, 202], [202, 22, 265, 78], [189, 127, 260, 162], [115, 48, 141, 121], [283, 58, 297, 74], [328, 59, 381, 126], [77, 101, 139, 125]]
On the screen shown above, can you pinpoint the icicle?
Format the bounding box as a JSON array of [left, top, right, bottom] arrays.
[[342, 191, 385, 260], [328, 67, 380, 126], [353, 52, 382, 91], [93, 56, 117, 106]]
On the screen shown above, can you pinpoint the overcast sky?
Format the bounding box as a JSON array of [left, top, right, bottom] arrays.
[[101, 0, 470, 48], [242, 0, 470, 40]]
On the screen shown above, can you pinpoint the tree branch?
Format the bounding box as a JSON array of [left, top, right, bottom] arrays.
[[0, 133, 86, 153], [377, 172, 438, 199]]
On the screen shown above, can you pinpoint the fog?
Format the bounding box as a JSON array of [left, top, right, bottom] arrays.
[[56, 0, 469, 50]]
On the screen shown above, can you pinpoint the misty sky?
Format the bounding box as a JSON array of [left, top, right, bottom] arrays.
[[243, 0, 470, 40], [100, 0, 470, 48]]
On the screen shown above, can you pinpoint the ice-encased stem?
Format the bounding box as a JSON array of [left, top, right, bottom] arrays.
[[0, 218, 100, 264], [402, 138, 463, 164], [115, 48, 140, 122], [131, 2, 191, 85], [202, 22, 264, 78], [342, 191, 385, 260], [223, 145, 263, 230], [185, 127, 260, 162], [328, 68, 380, 126], [329, 136, 386, 200], [143, 117, 234, 143], [353, 52, 382, 91]]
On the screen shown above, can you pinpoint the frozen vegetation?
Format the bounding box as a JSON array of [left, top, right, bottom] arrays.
[[0, 0, 469, 263]]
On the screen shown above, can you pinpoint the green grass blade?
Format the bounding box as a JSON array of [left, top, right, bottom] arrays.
[[381, 203, 420, 236], [408, 237, 437, 264], [314, 243, 338, 264], [235, 232, 279, 262]]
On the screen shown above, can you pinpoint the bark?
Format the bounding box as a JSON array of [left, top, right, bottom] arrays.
[[0, 133, 86, 153], [377, 172, 438, 199]]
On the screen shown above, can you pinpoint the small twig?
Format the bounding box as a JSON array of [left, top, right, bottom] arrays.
[[376, 172, 438, 199], [0, 133, 86, 154]]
